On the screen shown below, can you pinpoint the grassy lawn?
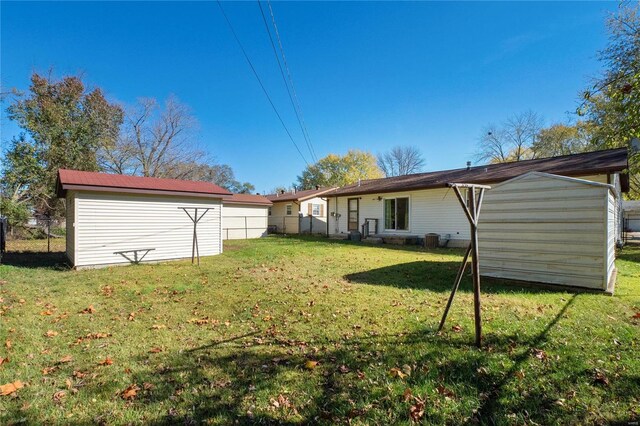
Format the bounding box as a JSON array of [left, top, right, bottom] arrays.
[[0, 236, 639, 425]]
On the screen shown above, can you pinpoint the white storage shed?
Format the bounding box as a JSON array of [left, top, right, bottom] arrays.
[[478, 172, 619, 293], [57, 169, 231, 268], [222, 194, 272, 240]]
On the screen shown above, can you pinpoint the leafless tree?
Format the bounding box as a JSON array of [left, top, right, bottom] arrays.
[[476, 111, 543, 164], [99, 96, 203, 178], [377, 145, 426, 177]]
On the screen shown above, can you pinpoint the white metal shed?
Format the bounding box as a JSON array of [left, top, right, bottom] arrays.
[[478, 172, 619, 293], [222, 194, 272, 240], [57, 169, 231, 268]]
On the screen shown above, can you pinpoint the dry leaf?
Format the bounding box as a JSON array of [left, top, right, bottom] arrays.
[[80, 305, 95, 314], [338, 365, 350, 374], [304, 360, 318, 370], [42, 366, 58, 375], [52, 390, 66, 401], [532, 348, 548, 361], [149, 347, 163, 353], [151, 324, 166, 330], [5, 340, 12, 349], [632, 312, 640, 319], [1, 380, 24, 396], [121, 384, 140, 400], [451, 325, 462, 332], [409, 396, 425, 422], [45, 330, 59, 338], [436, 385, 456, 398], [97, 357, 113, 366], [0, 357, 9, 367], [58, 355, 73, 364], [389, 367, 407, 379], [128, 312, 136, 321], [403, 388, 413, 402], [143, 382, 154, 390], [72, 371, 87, 378], [593, 369, 610, 386], [40, 310, 53, 316]]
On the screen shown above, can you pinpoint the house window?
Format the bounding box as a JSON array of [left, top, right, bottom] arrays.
[[286, 204, 292, 215], [384, 197, 409, 230], [268, 207, 272, 216], [312, 204, 321, 216]]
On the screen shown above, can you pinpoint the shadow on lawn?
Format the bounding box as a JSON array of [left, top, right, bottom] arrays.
[[0, 251, 69, 270], [344, 261, 567, 295], [48, 294, 637, 425]]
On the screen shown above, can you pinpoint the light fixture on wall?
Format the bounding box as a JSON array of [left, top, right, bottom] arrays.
[[377, 196, 382, 201]]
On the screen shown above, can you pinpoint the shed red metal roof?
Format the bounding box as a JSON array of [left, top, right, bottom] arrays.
[[222, 193, 272, 206], [328, 148, 629, 197], [57, 169, 232, 198]]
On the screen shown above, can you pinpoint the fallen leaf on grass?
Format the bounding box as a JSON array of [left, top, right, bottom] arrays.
[[52, 390, 66, 402], [5, 340, 11, 349], [58, 355, 73, 364], [121, 384, 140, 400], [80, 305, 95, 314], [44, 330, 59, 338], [0, 357, 9, 367], [403, 388, 413, 402], [72, 371, 87, 378], [128, 312, 135, 321], [436, 385, 456, 398], [304, 360, 318, 370], [593, 369, 610, 387], [338, 365, 350, 374], [40, 310, 53, 316], [632, 312, 640, 319], [42, 366, 59, 375], [97, 357, 113, 366], [149, 347, 163, 354], [409, 396, 425, 422], [150, 324, 166, 330], [1, 380, 24, 396], [143, 382, 154, 390], [532, 348, 548, 361], [389, 367, 407, 379], [451, 325, 462, 332]]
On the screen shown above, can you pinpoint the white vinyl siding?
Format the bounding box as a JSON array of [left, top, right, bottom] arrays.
[[72, 191, 222, 268], [330, 188, 470, 246], [478, 172, 617, 291], [222, 203, 269, 240]]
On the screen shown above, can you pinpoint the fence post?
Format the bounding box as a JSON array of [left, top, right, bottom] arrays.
[[310, 215, 313, 234], [245, 216, 248, 239], [47, 216, 51, 253]]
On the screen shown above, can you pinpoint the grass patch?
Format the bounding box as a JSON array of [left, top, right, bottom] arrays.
[[0, 236, 639, 425]]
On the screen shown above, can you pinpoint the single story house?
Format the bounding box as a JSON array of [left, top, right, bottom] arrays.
[[622, 200, 640, 232], [222, 194, 272, 240], [325, 148, 628, 292], [57, 169, 231, 268], [265, 186, 337, 234]]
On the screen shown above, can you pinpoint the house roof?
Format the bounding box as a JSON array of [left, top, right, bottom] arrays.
[[265, 187, 337, 202], [328, 148, 628, 197], [222, 193, 272, 206], [56, 169, 232, 199]]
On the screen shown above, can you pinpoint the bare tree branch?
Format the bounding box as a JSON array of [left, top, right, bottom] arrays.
[[377, 145, 426, 177]]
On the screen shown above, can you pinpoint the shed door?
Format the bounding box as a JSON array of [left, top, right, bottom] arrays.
[[348, 198, 359, 232]]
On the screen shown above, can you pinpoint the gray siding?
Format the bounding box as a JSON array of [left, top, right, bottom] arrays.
[[479, 172, 616, 291], [222, 204, 268, 240]]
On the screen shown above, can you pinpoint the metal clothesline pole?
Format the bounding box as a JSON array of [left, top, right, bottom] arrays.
[[438, 183, 490, 347], [179, 207, 211, 266]]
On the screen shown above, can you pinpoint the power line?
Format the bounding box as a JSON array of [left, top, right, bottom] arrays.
[[215, 0, 309, 166], [257, 0, 317, 163]]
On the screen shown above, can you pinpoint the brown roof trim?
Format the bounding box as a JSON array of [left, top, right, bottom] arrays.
[[61, 184, 226, 199], [328, 148, 629, 197], [222, 199, 273, 206], [266, 187, 338, 202]]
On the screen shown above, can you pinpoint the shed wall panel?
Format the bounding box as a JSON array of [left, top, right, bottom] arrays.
[[74, 192, 221, 267], [222, 204, 268, 240]]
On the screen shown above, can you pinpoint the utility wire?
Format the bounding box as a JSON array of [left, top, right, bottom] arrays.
[[257, 0, 317, 163], [216, 0, 309, 166], [265, 0, 318, 162]]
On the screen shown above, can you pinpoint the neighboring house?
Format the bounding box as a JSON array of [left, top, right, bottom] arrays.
[[325, 148, 629, 292], [57, 169, 231, 268], [265, 187, 337, 234], [622, 200, 640, 232], [222, 194, 272, 240]]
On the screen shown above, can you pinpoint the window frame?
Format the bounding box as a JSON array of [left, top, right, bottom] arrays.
[[286, 204, 292, 215], [383, 196, 410, 232], [311, 203, 321, 216]]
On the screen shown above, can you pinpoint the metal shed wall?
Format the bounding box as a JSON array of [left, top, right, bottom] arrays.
[[478, 172, 616, 291], [70, 191, 222, 268]]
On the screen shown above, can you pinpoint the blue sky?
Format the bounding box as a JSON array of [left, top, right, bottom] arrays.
[[1, 1, 617, 192]]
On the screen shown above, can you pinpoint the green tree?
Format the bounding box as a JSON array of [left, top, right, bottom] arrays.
[[5, 72, 123, 215], [579, 3, 640, 196], [531, 122, 594, 158], [297, 150, 383, 189]]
